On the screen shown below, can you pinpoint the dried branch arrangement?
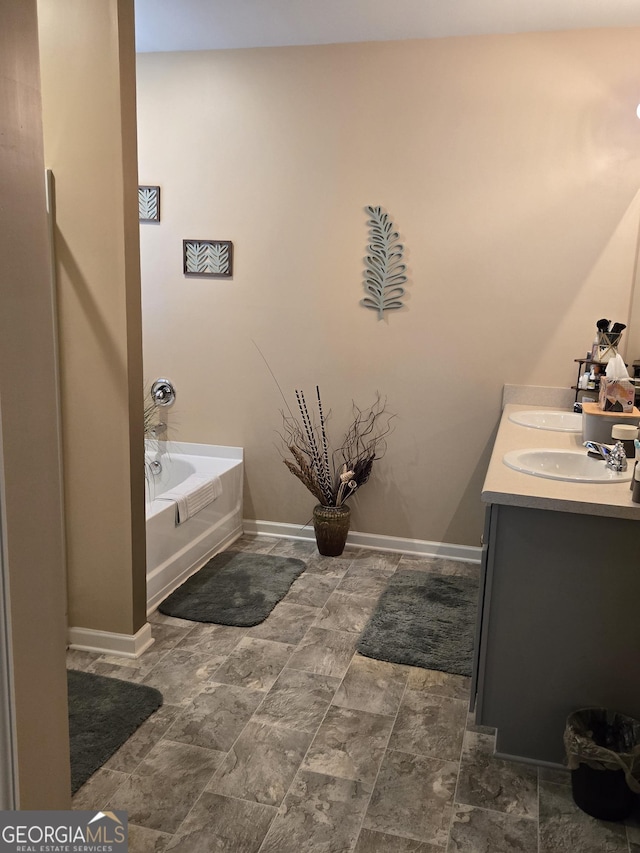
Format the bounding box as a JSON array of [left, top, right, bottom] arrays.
[[281, 387, 394, 507]]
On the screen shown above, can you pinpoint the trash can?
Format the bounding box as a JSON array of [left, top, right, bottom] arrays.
[[564, 708, 640, 821]]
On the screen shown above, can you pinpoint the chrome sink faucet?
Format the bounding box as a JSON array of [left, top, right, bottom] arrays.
[[583, 440, 628, 472]]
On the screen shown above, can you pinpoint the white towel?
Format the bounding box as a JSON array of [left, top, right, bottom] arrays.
[[156, 474, 223, 524]]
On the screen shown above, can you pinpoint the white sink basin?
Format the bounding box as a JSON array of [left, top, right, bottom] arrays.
[[508, 410, 582, 432], [503, 449, 632, 483]]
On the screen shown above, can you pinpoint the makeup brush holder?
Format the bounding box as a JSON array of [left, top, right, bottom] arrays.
[[596, 332, 622, 364]]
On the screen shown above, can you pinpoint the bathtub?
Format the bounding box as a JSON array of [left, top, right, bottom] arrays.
[[145, 441, 243, 612]]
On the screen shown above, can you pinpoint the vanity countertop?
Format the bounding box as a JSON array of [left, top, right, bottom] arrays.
[[482, 403, 640, 520]]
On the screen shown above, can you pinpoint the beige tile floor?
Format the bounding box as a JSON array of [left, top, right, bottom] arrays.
[[68, 535, 640, 852]]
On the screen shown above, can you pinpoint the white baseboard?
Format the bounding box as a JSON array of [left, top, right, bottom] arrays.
[[68, 622, 154, 659], [242, 519, 481, 563]]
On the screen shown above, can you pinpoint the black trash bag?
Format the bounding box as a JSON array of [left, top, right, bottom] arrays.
[[564, 708, 640, 821]]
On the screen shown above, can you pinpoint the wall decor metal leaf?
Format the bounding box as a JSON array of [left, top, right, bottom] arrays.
[[138, 186, 160, 222], [183, 240, 233, 278], [362, 206, 407, 318]]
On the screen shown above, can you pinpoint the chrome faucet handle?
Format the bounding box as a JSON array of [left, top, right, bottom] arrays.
[[151, 378, 176, 407], [606, 441, 628, 472], [583, 441, 610, 459]]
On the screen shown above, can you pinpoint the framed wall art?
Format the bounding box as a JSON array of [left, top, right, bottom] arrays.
[[138, 186, 160, 222], [183, 240, 233, 278]]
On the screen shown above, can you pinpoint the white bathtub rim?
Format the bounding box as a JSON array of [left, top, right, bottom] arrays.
[[146, 440, 243, 461]]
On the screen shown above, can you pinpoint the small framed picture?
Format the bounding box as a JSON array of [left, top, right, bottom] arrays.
[[138, 186, 160, 222], [183, 240, 233, 278]]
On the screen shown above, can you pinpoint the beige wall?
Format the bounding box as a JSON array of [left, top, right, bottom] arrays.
[[38, 0, 146, 634], [137, 30, 640, 546], [624, 217, 640, 362], [0, 0, 71, 807]]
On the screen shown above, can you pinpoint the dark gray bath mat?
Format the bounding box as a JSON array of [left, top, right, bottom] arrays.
[[68, 669, 163, 794], [158, 550, 307, 625], [357, 569, 479, 676]]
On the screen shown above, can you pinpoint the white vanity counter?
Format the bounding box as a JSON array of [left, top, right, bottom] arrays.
[[481, 403, 640, 520]]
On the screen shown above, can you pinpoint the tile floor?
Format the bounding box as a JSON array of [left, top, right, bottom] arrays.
[[68, 536, 640, 852]]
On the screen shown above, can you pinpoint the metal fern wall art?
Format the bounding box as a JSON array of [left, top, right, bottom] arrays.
[[362, 206, 407, 319]]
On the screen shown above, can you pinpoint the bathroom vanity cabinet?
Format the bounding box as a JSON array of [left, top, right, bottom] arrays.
[[473, 404, 640, 766]]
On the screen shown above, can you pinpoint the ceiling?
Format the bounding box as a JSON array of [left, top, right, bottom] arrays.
[[134, 0, 640, 53]]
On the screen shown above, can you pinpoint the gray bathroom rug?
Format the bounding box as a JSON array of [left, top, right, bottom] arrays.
[[68, 669, 163, 794], [357, 569, 479, 676], [157, 550, 307, 626]]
